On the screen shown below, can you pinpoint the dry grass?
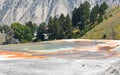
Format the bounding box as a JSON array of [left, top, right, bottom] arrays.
[[82, 6, 120, 39]]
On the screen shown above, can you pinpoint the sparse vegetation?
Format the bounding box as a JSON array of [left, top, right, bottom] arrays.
[[82, 10, 120, 39], [0, 1, 111, 44]]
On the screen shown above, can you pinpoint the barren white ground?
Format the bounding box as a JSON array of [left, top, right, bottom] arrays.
[[0, 39, 120, 75]]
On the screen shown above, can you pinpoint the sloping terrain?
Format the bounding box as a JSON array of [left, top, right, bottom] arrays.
[[0, 0, 120, 25], [82, 6, 120, 39]]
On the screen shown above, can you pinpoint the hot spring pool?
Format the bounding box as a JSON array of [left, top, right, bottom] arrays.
[[0, 40, 99, 52]]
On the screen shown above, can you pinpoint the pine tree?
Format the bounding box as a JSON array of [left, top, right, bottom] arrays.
[[65, 14, 73, 38], [72, 7, 79, 27], [78, 1, 90, 31], [48, 16, 55, 40], [59, 14, 65, 38], [53, 16, 62, 39], [98, 14, 103, 23], [25, 21, 37, 37], [90, 4, 99, 24], [99, 1, 109, 15]]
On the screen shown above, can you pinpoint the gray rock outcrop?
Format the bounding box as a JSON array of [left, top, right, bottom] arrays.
[[0, 0, 120, 25]]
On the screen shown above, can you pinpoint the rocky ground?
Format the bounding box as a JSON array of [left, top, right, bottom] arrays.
[[0, 39, 120, 75]]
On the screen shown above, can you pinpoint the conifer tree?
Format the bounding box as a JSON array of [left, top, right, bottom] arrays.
[[99, 1, 109, 15], [48, 16, 55, 40], [59, 14, 65, 38], [78, 1, 90, 31], [53, 16, 62, 39], [90, 4, 99, 24], [72, 7, 79, 27], [65, 14, 73, 38]]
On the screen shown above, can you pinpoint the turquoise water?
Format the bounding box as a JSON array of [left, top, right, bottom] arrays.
[[0, 41, 97, 52]]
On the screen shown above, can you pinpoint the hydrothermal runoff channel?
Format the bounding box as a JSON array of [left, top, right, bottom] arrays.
[[0, 39, 120, 75]]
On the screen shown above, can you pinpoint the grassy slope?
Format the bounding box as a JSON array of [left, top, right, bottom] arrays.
[[82, 6, 120, 39]]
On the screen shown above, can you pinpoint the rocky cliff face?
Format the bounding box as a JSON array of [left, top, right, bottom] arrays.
[[0, 0, 120, 25]]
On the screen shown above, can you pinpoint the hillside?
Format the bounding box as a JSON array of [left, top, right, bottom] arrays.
[[82, 6, 120, 39], [0, 0, 120, 25]]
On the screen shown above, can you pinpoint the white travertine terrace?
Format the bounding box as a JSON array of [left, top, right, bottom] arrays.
[[0, 39, 120, 75]]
